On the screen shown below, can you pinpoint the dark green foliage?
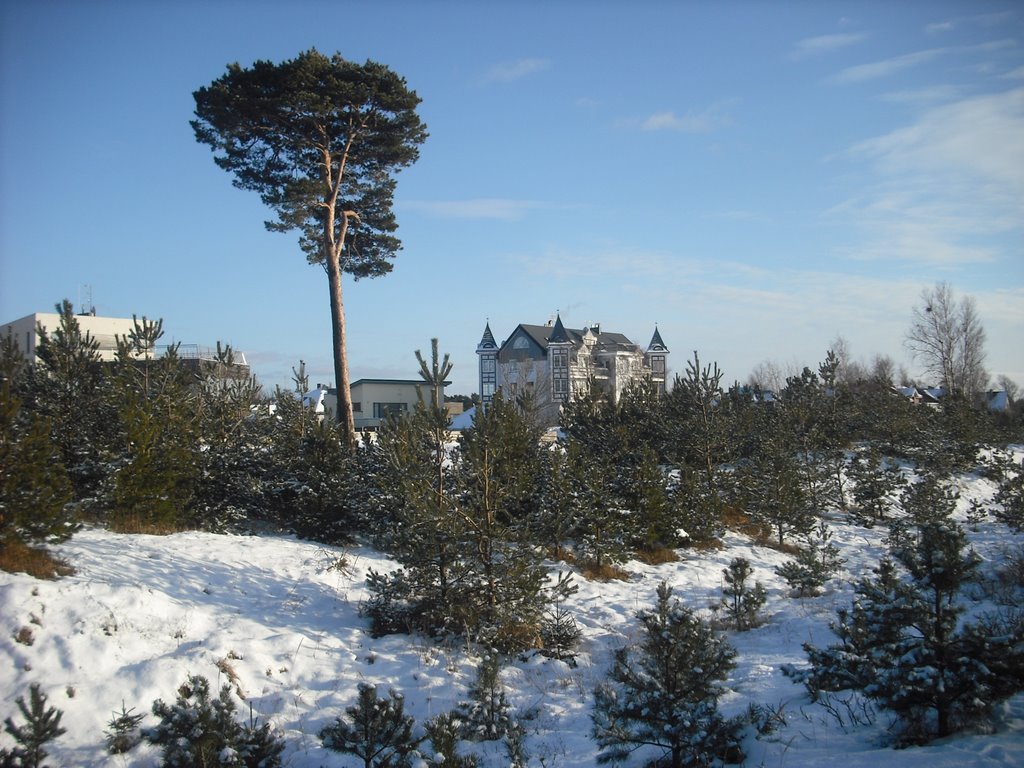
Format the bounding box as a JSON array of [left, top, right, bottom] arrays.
[[994, 456, 1024, 531], [734, 437, 816, 547], [796, 475, 1021, 744], [103, 702, 144, 755], [592, 582, 741, 767], [775, 522, 844, 597], [109, 326, 198, 531], [146, 674, 284, 767], [0, 381, 75, 547], [320, 682, 422, 768], [720, 557, 767, 630], [424, 712, 478, 768], [540, 593, 582, 664], [457, 650, 513, 741], [847, 447, 905, 527], [665, 351, 728, 494], [669, 467, 725, 545], [31, 301, 117, 500], [2, 684, 66, 768]]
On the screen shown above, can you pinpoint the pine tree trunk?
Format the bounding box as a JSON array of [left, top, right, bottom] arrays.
[[325, 253, 356, 446]]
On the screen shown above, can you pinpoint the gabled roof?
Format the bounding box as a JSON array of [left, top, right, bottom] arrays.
[[499, 320, 636, 355]]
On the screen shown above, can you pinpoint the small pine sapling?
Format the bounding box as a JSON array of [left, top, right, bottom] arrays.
[[539, 599, 582, 665], [775, 521, 844, 597], [592, 582, 742, 768], [2, 683, 66, 768], [320, 682, 422, 767], [104, 701, 145, 755], [721, 557, 768, 630], [424, 711, 479, 768], [146, 673, 284, 767], [457, 650, 513, 741]]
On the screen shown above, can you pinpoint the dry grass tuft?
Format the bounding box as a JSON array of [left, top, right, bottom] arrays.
[[580, 562, 632, 582], [635, 546, 680, 565], [0, 540, 75, 579]]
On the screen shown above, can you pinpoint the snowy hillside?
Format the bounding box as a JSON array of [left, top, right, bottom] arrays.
[[2, 465, 1023, 767]]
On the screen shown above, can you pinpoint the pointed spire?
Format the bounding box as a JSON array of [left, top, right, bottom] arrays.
[[477, 321, 497, 351], [548, 314, 570, 344], [647, 326, 668, 353]]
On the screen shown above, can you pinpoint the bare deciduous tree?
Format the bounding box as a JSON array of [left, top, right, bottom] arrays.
[[905, 282, 988, 399]]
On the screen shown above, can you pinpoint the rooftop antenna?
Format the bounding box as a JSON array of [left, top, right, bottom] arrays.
[[78, 284, 95, 316]]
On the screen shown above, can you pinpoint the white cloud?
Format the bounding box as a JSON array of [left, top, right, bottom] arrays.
[[480, 58, 550, 83], [402, 198, 541, 220], [926, 21, 956, 34], [640, 103, 734, 133], [1003, 65, 1024, 80], [832, 48, 943, 83], [791, 32, 867, 59], [837, 87, 1024, 266], [880, 84, 967, 105]]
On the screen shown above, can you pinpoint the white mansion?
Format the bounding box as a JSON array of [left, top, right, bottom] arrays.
[[476, 316, 669, 425]]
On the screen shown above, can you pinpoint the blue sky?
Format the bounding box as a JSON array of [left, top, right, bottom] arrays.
[[2, 0, 1022, 396]]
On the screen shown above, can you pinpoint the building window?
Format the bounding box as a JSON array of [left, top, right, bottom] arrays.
[[651, 356, 665, 373], [483, 383, 495, 398], [373, 402, 408, 419], [552, 349, 568, 370], [352, 402, 362, 412], [553, 378, 568, 394], [512, 335, 530, 350], [482, 357, 495, 372]]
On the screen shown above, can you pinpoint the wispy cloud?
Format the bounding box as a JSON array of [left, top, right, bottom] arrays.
[[926, 20, 956, 34], [833, 39, 1017, 84], [832, 48, 943, 83], [1003, 65, 1024, 80], [640, 102, 734, 133], [480, 58, 550, 84], [402, 198, 542, 221], [836, 87, 1024, 266], [791, 32, 867, 59], [879, 84, 967, 105]]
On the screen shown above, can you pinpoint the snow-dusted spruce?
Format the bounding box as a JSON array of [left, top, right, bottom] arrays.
[[592, 582, 742, 768], [456, 649, 514, 741], [320, 682, 423, 768], [146, 674, 284, 768], [847, 446, 906, 528], [103, 701, 144, 755], [1, 683, 66, 768], [775, 521, 844, 597], [424, 711, 479, 768], [794, 474, 1024, 744], [994, 454, 1024, 531], [720, 556, 767, 630]]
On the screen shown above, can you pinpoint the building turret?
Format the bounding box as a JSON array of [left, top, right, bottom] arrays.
[[645, 326, 669, 393], [476, 322, 498, 408], [547, 314, 572, 403]]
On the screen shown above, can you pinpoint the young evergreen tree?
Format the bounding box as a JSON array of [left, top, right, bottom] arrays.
[[847, 446, 905, 527], [665, 351, 729, 495], [774, 521, 844, 597], [455, 393, 552, 649], [108, 324, 198, 531], [32, 300, 116, 500], [720, 557, 768, 631], [592, 582, 741, 768], [0, 380, 75, 549], [424, 712, 479, 768], [567, 440, 630, 572], [735, 437, 815, 547], [320, 682, 422, 768], [456, 649, 514, 741], [796, 475, 1023, 744], [146, 674, 285, 768], [2, 683, 66, 768]]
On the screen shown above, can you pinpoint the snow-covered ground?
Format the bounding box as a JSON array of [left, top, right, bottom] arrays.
[[2, 462, 1023, 766]]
